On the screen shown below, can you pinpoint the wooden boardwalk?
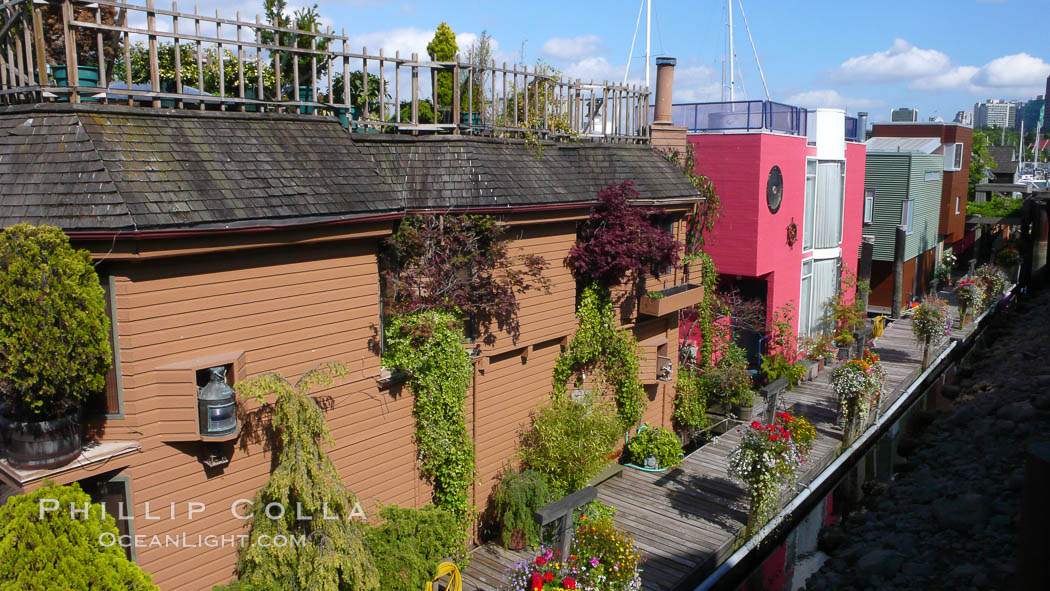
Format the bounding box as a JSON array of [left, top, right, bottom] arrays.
[[462, 308, 957, 591]]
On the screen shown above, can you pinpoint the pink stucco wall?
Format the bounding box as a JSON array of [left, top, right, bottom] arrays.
[[688, 132, 866, 340]]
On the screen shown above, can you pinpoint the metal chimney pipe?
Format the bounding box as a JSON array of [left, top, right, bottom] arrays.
[[654, 57, 677, 125], [857, 112, 868, 141]]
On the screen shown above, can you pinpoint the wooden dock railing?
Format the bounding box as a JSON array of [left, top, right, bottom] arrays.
[[0, 0, 650, 142]]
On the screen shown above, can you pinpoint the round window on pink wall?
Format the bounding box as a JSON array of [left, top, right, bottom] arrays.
[[767, 165, 783, 214]]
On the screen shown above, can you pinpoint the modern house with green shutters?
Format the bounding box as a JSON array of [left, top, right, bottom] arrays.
[[863, 141, 944, 310]]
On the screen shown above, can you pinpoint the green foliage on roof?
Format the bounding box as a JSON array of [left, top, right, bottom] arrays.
[[967, 194, 1023, 218]]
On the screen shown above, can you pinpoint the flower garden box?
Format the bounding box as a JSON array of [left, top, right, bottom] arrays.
[[638, 283, 705, 317]]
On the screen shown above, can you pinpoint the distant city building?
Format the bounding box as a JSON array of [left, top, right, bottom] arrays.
[[1045, 75, 1050, 131], [928, 116, 944, 123], [891, 107, 918, 122], [1017, 97, 1045, 133], [953, 111, 973, 126], [974, 99, 1018, 128]]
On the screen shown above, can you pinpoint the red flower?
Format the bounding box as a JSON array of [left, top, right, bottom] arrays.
[[562, 577, 578, 589], [530, 572, 544, 591], [536, 555, 548, 567], [544, 572, 554, 583], [750, 420, 761, 429]]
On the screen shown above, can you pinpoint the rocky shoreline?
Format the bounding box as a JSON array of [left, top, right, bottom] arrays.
[[802, 290, 1050, 591]]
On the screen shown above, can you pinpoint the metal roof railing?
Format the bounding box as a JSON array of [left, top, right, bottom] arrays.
[[666, 100, 807, 136]]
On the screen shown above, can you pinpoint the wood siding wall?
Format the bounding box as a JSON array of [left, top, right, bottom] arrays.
[[69, 212, 687, 591]]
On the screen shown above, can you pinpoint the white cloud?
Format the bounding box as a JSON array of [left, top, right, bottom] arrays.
[[909, 53, 1049, 95], [832, 39, 951, 83], [540, 35, 604, 61], [785, 89, 884, 111], [972, 53, 1050, 88], [672, 65, 720, 103]]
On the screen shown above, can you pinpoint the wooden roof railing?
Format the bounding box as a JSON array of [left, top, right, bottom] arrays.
[[0, 0, 651, 143]]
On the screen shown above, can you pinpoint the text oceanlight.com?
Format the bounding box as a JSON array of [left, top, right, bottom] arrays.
[[38, 499, 367, 548]]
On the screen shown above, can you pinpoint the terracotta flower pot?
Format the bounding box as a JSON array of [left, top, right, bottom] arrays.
[[507, 528, 526, 551]]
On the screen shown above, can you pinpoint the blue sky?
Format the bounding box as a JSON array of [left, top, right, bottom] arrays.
[[194, 0, 1050, 122]]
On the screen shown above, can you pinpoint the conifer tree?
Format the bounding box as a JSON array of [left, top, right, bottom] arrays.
[[0, 482, 157, 591], [234, 362, 379, 591]]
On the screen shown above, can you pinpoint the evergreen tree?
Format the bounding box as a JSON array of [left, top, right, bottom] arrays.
[[0, 482, 157, 591], [233, 362, 379, 591], [426, 22, 458, 111]]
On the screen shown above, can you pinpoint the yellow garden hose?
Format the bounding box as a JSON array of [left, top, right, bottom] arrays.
[[424, 561, 463, 591], [871, 315, 886, 339]]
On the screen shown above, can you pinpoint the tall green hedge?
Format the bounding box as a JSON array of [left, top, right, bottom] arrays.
[[0, 482, 157, 591], [0, 224, 111, 419]]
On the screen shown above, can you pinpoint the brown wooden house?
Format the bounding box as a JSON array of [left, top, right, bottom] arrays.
[[0, 102, 701, 589]]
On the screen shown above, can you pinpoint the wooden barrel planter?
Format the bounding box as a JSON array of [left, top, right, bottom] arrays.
[[0, 407, 83, 469]]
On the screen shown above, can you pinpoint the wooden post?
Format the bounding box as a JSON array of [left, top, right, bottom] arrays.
[[892, 225, 906, 318], [194, 7, 203, 110], [859, 234, 875, 313], [533, 486, 597, 562], [410, 52, 418, 132], [173, 2, 183, 108], [60, 0, 78, 103], [452, 54, 459, 133], [216, 10, 224, 110], [236, 12, 244, 112], [361, 46, 368, 121], [378, 47, 385, 122], [146, 0, 159, 108], [31, 3, 46, 91], [1019, 199, 1036, 290]]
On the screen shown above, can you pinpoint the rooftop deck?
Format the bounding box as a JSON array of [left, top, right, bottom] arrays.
[[461, 294, 999, 590], [669, 100, 807, 136], [0, 0, 649, 142]]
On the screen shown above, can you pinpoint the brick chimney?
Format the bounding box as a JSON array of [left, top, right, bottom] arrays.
[[651, 57, 687, 154]]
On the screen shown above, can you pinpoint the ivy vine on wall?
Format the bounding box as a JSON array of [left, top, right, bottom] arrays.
[[552, 282, 645, 428], [383, 311, 476, 522]]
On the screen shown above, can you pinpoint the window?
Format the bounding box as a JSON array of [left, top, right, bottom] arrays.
[[814, 161, 845, 249], [798, 257, 841, 339], [955, 196, 960, 215], [953, 142, 964, 170], [649, 215, 675, 277], [924, 170, 939, 182], [79, 472, 135, 561], [803, 161, 816, 250], [799, 260, 813, 338], [901, 199, 914, 234], [86, 272, 123, 418], [863, 189, 875, 225]]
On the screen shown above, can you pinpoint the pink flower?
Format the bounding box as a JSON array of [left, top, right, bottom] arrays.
[[590, 557, 599, 567]]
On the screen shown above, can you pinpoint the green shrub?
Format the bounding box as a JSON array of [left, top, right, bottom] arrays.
[[0, 224, 111, 419], [626, 425, 683, 468], [492, 469, 548, 549], [760, 353, 806, 387], [0, 482, 157, 591], [673, 367, 711, 431], [363, 505, 465, 591], [518, 393, 622, 499]]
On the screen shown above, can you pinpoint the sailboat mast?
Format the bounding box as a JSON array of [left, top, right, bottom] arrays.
[[728, 0, 735, 101], [645, 0, 651, 88]]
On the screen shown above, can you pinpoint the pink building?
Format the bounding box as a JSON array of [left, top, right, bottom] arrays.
[[675, 102, 866, 360]]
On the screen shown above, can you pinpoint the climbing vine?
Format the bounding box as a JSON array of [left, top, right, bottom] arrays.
[[553, 282, 645, 427], [382, 311, 476, 522]]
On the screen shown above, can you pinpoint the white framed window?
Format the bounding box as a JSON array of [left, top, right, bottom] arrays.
[[803, 160, 816, 251], [955, 196, 960, 215], [953, 142, 964, 170], [924, 170, 940, 181], [901, 199, 914, 234], [864, 189, 875, 225], [799, 259, 813, 339]]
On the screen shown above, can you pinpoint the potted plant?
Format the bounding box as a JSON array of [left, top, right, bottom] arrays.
[[911, 297, 952, 369], [491, 469, 549, 550], [626, 424, 683, 471], [934, 249, 956, 289], [975, 264, 1007, 308], [955, 278, 985, 327], [728, 418, 805, 532], [0, 225, 112, 469], [829, 350, 886, 441], [732, 389, 757, 421]]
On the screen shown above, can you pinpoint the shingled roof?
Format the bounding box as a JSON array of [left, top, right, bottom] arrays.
[[0, 104, 698, 233]]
